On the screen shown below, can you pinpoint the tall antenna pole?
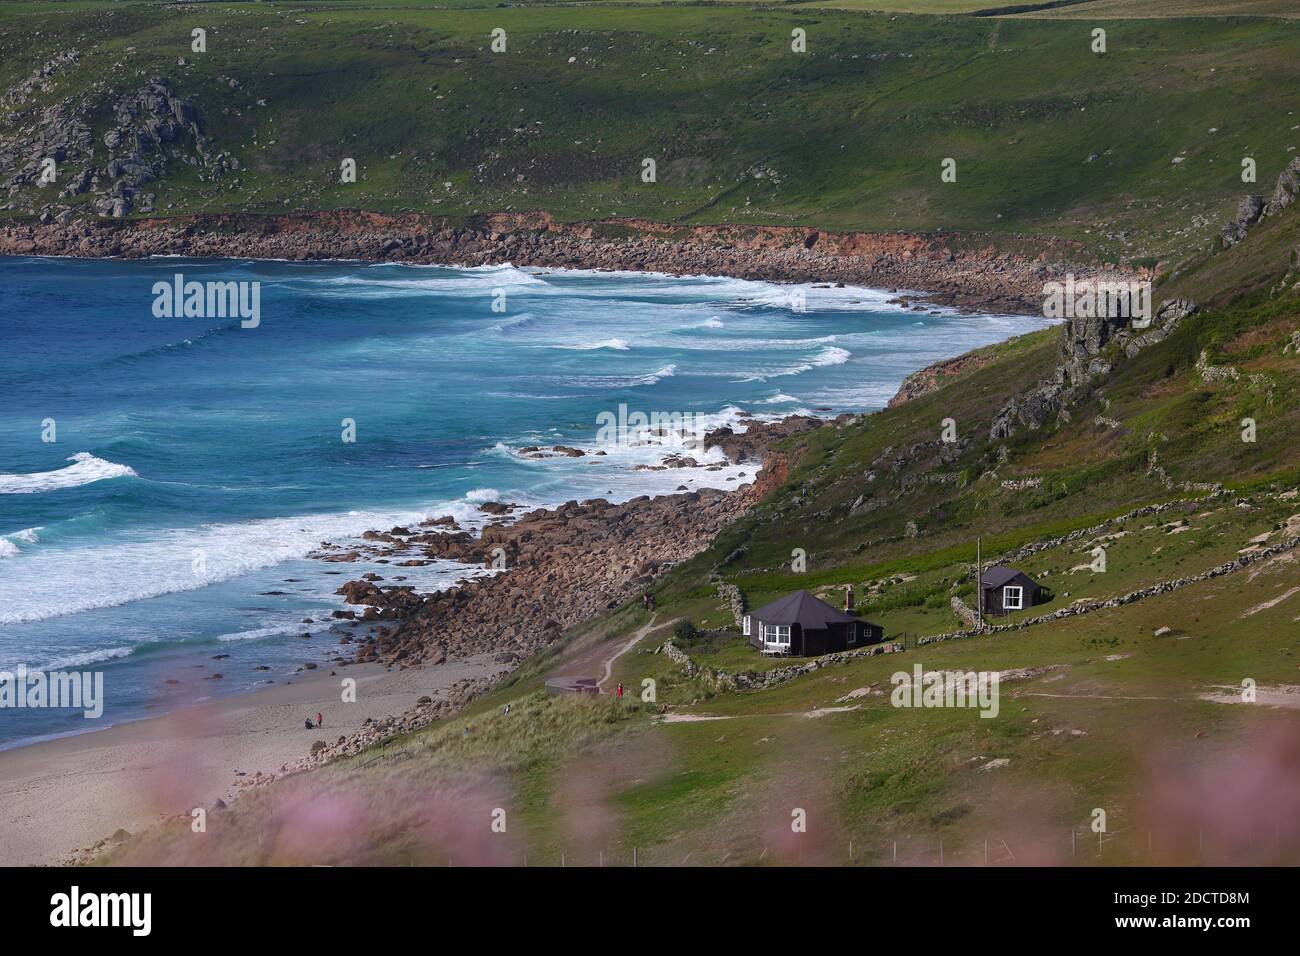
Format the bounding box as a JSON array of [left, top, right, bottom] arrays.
[[976, 537, 983, 629]]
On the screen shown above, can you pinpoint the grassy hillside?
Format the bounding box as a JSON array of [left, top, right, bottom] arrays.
[[99, 152, 1300, 866], [4, 1, 1300, 264], [103, 518, 1300, 866]]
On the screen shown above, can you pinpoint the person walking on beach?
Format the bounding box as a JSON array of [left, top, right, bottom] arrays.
[[316, 712, 323, 728]]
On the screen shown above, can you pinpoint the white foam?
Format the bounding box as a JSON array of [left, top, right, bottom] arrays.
[[493, 402, 783, 487], [0, 505, 448, 625], [39, 646, 135, 670], [735, 346, 852, 382], [308, 263, 548, 298], [214, 623, 306, 643], [638, 364, 676, 385], [0, 528, 41, 559], [556, 338, 631, 351], [0, 452, 138, 495], [812, 346, 852, 367]]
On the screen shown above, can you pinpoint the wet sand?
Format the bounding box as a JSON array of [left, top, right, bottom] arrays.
[[0, 654, 506, 866]]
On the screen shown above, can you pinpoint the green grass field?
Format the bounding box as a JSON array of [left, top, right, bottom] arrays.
[[4, 1, 1300, 265]]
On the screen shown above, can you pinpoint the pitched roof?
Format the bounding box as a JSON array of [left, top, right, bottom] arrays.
[[749, 590, 860, 629], [981, 565, 1035, 588]]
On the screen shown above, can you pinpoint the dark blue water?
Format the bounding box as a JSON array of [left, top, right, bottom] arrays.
[[0, 257, 1051, 745]]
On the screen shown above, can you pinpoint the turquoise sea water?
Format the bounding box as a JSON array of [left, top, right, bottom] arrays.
[[0, 256, 1051, 746]]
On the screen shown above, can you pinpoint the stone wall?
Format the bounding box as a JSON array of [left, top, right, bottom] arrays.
[[660, 640, 907, 693], [716, 582, 747, 629], [659, 640, 698, 677], [950, 594, 981, 629], [919, 534, 1300, 647], [993, 493, 1224, 567], [723, 643, 906, 690]]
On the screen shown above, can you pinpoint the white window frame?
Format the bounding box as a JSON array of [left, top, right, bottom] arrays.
[[761, 623, 791, 648], [743, 615, 751, 636], [1003, 585, 1024, 611], [847, 625, 858, 646]]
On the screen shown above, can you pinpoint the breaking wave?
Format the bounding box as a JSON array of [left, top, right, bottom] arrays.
[[0, 453, 139, 495]]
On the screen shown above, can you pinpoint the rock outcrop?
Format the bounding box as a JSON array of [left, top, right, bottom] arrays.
[[1270, 157, 1300, 216], [990, 296, 1196, 439], [2, 70, 238, 221], [1221, 195, 1266, 248], [1218, 157, 1300, 248]]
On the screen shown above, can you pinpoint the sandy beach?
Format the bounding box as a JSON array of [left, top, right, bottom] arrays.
[[0, 408, 815, 867], [0, 654, 508, 866]]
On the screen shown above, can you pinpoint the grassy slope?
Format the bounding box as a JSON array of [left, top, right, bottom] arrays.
[[4, 2, 1300, 264], [102, 168, 1300, 866], [106, 535, 1300, 866]]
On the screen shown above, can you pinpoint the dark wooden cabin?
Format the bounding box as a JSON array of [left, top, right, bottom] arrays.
[[744, 590, 883, 657], [979, 566, 1047, 616]]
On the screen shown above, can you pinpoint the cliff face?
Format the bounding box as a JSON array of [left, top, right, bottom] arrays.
[[986, 158, 1300, 441], [0, 210, 1128, 315], [988, 297, 1198, 440]]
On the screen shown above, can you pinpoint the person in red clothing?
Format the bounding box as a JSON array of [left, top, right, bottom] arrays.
[[616, 682, 624, 699], [316, 712, 323, 728]]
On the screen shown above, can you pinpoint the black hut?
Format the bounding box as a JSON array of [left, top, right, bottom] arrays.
[[744, 590, 883, 657], [979, 566, 1047, 616]]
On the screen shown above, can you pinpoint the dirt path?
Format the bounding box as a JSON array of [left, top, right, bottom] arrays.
[[659, 705, 861, 724], [598, 615, 664, 693]]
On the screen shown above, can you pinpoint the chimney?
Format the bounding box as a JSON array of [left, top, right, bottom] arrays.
[[845, 584, 855, 612]]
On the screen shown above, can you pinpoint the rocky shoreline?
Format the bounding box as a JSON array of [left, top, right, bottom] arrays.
[[255, 414, 832, 776], [324, 415, 826, 671], [0, 208, 1134, 315]]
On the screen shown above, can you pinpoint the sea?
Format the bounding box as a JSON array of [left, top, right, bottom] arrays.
[[0, 256, 1052, 747]]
